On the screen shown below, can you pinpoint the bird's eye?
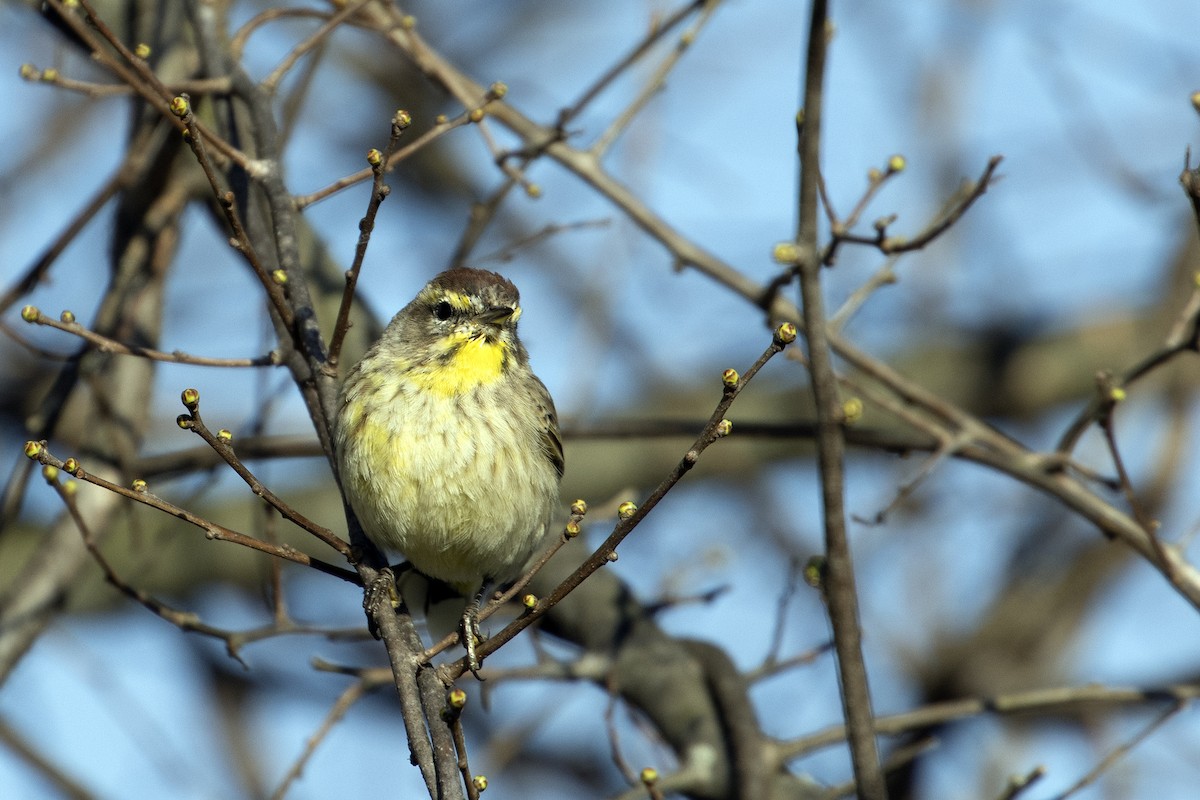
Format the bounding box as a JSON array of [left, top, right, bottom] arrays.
[[433, 300, 453, 321]]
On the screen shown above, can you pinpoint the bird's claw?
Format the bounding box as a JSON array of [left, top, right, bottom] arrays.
[[461, 601, 485, 679], [364, 567, 400, 639]]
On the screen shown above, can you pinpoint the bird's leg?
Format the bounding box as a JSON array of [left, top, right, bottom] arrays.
[[362, 566, 401, 639], [461, 582, 491, 679]]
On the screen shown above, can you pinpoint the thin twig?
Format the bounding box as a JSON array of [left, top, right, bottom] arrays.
[[23, 441, 357, 584], [294, 111, 474, 209], [45, 0, 250, 168], [450, 326, 796, 680], [48, 471, 255, 663], [260, 0, 373, 94], [168, 94, 295, 330], [177, 388, 351, 557], [557, 0, 706, 130], [1048, 702, 1184, 800], [993, 766, 1046, 800], [18, 307, 281, 367], [270, 680, 368, 800], [329, 110, 411, 368], [783, 682, 1200, 759], [590, 1, 720, 159]]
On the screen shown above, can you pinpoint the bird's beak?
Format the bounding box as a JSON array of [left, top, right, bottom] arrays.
[[477, 306, 516, 326]]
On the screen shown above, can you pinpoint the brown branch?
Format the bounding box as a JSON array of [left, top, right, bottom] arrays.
[[23, 441, 357, 584], [329, 110, 411, 369], [1048, 702, 1184, 800], [446, 326, 795, 680], [260, 0, 374, 94], [557, 0, 707, 131], [833, 155, 1003, 255], [589, 1, 720, 158], [293, 109, 475, 210], [993, 767, 1047, 800], [177, 388, 351, 558], [167, 94, 295, 330], [793, 2, 885, 797], [270, 680, 368, 800], [19, 306, 281, 367], [20, 66, 230, 98], [0, 170, 121, 315], [783, 682, 1200, 760], [43, 0, 250, 168]]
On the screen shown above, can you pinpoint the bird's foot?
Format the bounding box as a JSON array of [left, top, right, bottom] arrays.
[[461, 597, 485, 679], [363, 567, 400, 639]]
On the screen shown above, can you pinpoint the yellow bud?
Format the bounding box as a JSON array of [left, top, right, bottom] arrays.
[[618, 501, 637, 520], [795, 108, 805, 127], [41, 68, 58, 82], [400, 14, 416, 30], [842, 397, 864, 424], [715, 419, 733, 437], [472, 775, 488, 792], [1110, 387, 1127, 403], [570, 499, 588, 516], [176, 414, 194, 429], [394, 109, 412, 129], [134, 43, 151, 59], [217, 429, 233, 442], [722, 368, 739, 388], [867, 167, 882, 182], [774, 322, 798, 345], [23, 441, 43, 459], [19, 64, 38, 80], [641, 767, 659, 785], [169, 96, 189, 117], [366, 148, 382, 167], [42, 465, 59, 483], [181, 387, 200, 409], [804, 555, 826, 589], [63, 480, 77, 497], [488, 81, 508, 99], [272, 269, 288, 285], [20, 305, 39, 323], [522, 593, 537, 610], [132, 479, 148, 493], [524, 183, 542, 199], [887, 154, 906, 173], [772, 241, 800, 264], [469, 108, 485, 123], [60, 310, 75, 323], [435, 114, 448, 125], [447, 688, 467, 709], [63, 457, 79, 475], [1192, 92, 1200, 113], [564, 519, 582, 538]]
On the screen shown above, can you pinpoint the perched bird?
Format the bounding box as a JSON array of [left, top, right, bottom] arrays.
[[334, 268, 563, 672]]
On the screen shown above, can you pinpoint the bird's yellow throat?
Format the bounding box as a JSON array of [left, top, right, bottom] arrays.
[[409, 333, 509, 397]]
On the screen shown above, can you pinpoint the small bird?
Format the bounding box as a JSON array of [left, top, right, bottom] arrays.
[[334, 268, 563, 673]]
